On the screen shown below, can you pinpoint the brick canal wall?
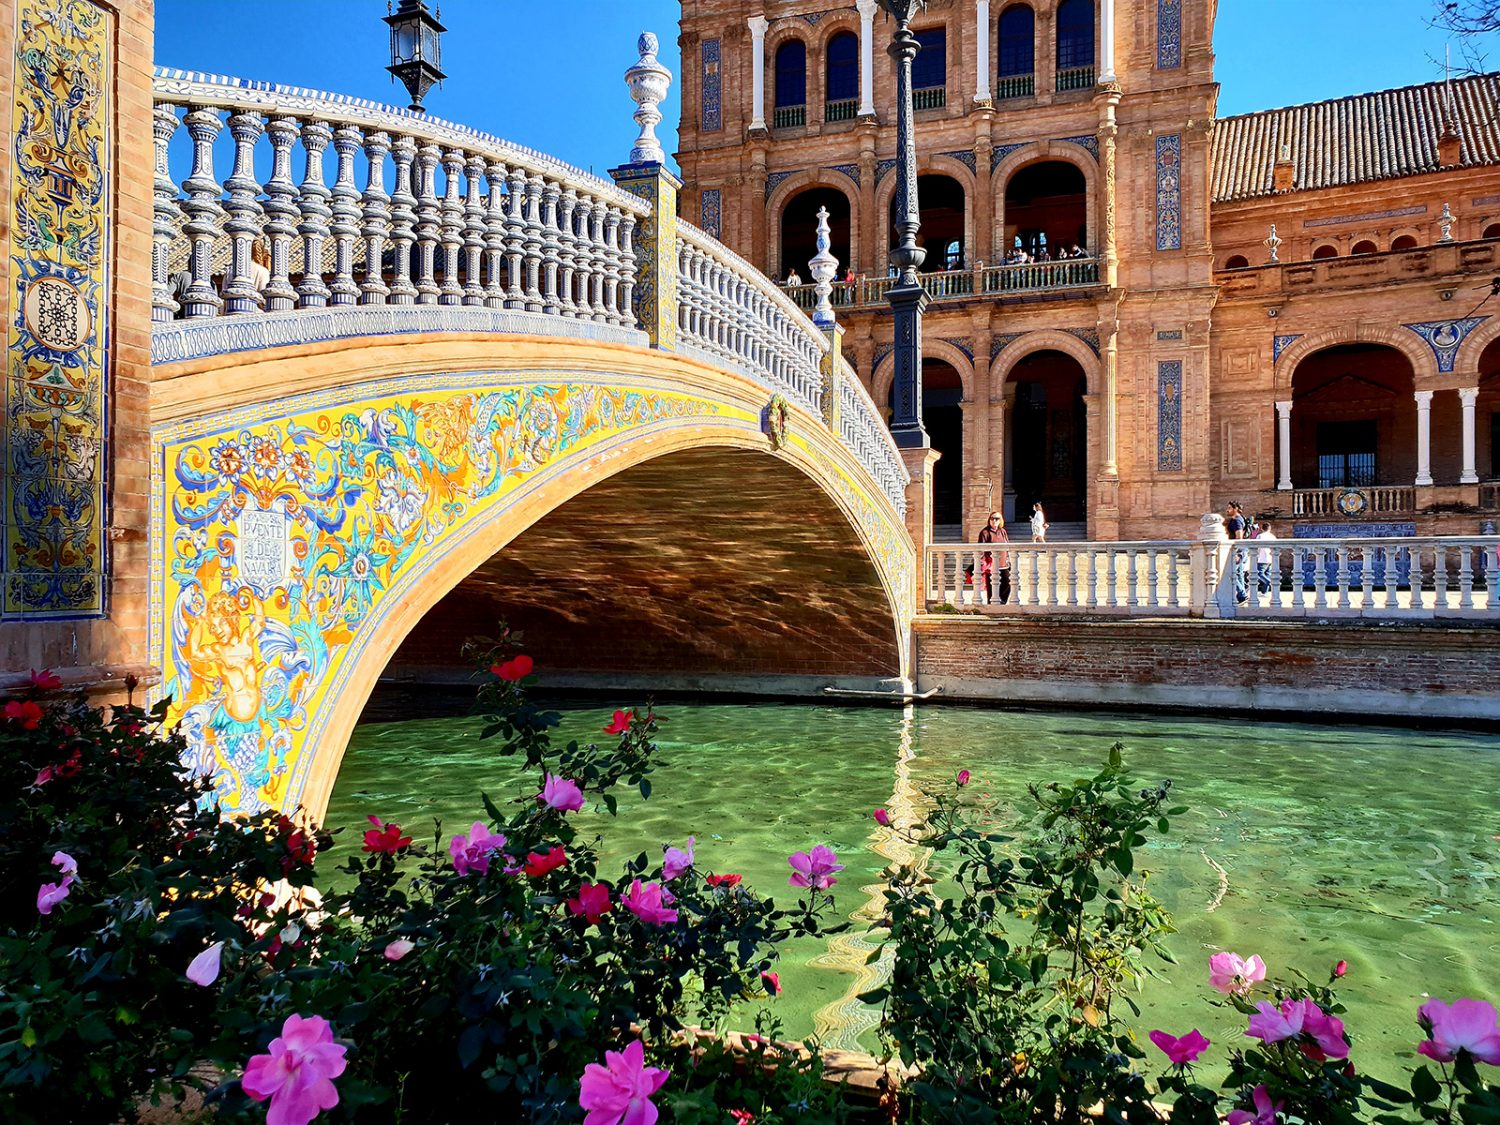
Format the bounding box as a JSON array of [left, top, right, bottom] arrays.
[[915, 616, 1500, 722]]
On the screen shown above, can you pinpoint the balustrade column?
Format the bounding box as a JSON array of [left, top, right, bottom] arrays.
[[483, 161, 509, 308], [438, 149, 466, 305], [462, 156, 488, 306], [748, 15, 769, 130], [295, 120, 333, 308], [388, 136, 419, 305], [262, 116, 300, 312], [222, 112, 267, 314], [1459, 387, 1480, 484], [589, 202, 608, 321], [328, 125, 363, 306], [602, 206, 623, 324], [557, 188, 579, 316], [540, 181, 562, 314], [618, 212, 638, 327], [360, 131, 392, 305], [1414, 389, 1435, 487], [1275, 400, 1293, 490], [413, 143, 442, 304], [974, 0, 992, 102], [504, 166, 527, 308], [180, 107, 225, 319], [856, 0, 877, 116], [151, 105, 179, 322], [522, 173, 545, 311]]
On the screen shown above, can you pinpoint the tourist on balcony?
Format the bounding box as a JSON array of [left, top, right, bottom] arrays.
[[221, 239, 271, 299], [842, 267, 857, 303], [1036, 246, 1052, 264], [1030, 503, 1049, 543], [979, 512, 1012, 606], [1255, 520, 1278, 596], [784, 266, 802, 288], [1067, 243, 1088, 258], [1225, 501, 1249, 605]]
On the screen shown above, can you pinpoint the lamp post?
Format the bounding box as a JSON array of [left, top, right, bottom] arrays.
[[878, 0, 929, 449], [385, 0, 446, 113]]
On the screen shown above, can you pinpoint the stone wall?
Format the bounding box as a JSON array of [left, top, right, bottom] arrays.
[[915, 615, 1500, 720]]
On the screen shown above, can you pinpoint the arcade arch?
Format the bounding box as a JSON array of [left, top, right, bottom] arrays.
[[1003, 160, 1088, 259], [1285, 344, 1416, 489], [779, 185, 853, 281], [1003, 349, 1089, 522]]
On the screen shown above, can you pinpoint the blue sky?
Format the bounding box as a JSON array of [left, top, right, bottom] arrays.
[[155, 1, 1478, 176]]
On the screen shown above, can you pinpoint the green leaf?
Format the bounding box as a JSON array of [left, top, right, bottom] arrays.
[[1411, 1064, 1442, 1102]]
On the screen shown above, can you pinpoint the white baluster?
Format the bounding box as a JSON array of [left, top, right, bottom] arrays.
[[557, 188, 579, 316], [180, 106, 224, 318], [483, 159, 508, 308], [522, 173, 545, 312], [1126, 549, 1140, 608], [1313, 546, 1328, 609], [413, 143, 442, 304], [1105, 550, 1119, 608], [1360, 545, 1376, 610], [1383, 544, 1399, 612], [589, 201, 608, 321], [262, 116, 301, 312], [151, 105, 180, 322], [1433, 544, 1449, 611], [295, 120, 333, 308], [463, 155, 488, 306], [221, 112, 265, 314], [359, 131, 392, 306], [438, 149, 466, 305], [539, 180, 562, 315], [602, 206, 623, 325], [1336, 546, 1351, 609], [617, 211, 637, 328], [1459, 544, 1474, 609], [387, 135, 419, 305], [327, 125, 362, 306], [1166, 550, 1181, 609], [505, 171, 531, 309]]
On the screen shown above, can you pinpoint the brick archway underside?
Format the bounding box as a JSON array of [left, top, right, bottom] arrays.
[[389, 447, 900, 681]]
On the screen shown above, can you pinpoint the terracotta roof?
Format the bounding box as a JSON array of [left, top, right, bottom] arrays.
[[1211, 72, 1500, 203]]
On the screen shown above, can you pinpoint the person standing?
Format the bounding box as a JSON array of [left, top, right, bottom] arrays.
[[1029, 502, 1049, 543], [1255, 520, 1278, 597], [979, 511, 1012, 606], [1224, 501, 1249, 605], [784, 266, 801, 288]]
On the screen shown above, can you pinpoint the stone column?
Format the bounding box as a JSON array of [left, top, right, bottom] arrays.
[[857, 0, 878, 116], [974, 0, 992, 103], [1414, 390, 1435, 486], [1275, 400, 1293, 490], [1459, 387, 1480, 484], [1096, 89, 1120, 286], [1099, 0, 1117, 83], [748, 15, 769, 131]]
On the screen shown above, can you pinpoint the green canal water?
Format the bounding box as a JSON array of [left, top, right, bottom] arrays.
[[324, 699, 1500, 1076]]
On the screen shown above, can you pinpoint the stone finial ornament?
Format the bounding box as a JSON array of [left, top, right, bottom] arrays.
[[808, 205, 839, 328], [625, 32, 673, 165], [1438, 202, 1455, 243], [1263, 223, 1281, 264]]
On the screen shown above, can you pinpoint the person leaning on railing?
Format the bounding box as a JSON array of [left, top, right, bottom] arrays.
[[979, 512, 1012, 606]]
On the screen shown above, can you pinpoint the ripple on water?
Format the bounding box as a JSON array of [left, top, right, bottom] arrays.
[[325, 700, 1500, 1075]]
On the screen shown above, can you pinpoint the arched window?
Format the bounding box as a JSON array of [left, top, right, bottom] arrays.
[[912, 26, 947, 107], [1351, 239, 1377, 255], [1223, 255, 1249, 270], [774, 40, 807, 128], [1312, 244, 1338, 259], [997, 4, 1035, 98], [826, 32, 858, 110], [1391, 234, 1419, 250], [1055, 0, 1094, 89], [1485, 222, 1500, 239]]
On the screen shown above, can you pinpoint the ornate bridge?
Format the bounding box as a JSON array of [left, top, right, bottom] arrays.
[[146, 65, 914, 822]]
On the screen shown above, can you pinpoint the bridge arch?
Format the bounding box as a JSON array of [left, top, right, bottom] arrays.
[[152, 334, 913, 823]]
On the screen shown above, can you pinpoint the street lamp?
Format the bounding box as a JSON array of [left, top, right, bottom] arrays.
[[877, 0, 929, 449], [385, 0, 446, 113]]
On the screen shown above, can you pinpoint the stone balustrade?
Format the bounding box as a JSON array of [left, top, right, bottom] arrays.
[[782, 257, 1100, 313], [929, 535, 1500, 619], [1289, 486, 1416, 517], [1215, 237, 1500, 297], [150, 70, 908, 518], [152, 70, 646, 332]]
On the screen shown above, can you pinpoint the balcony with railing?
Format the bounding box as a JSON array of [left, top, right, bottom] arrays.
[[824, 97, 858, 122], [1288, 486, 1417, 518], [772, 104, 806, 129], [912, 85, 946, 111], [1055, 66, 1095, 91], [995, 74, 1035, 99], [780, 257, 1100, 313]]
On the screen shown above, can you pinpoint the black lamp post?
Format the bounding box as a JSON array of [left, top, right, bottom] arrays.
[[385, 0, 446, 113], [877, 0, 929, 449]]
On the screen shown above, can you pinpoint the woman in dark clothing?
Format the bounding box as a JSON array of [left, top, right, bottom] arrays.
[[978, 511, 1011, 605]]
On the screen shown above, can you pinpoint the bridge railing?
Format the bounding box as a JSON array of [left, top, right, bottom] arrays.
[[151, 70, 646, 329], [929, 536, 1500, 619]]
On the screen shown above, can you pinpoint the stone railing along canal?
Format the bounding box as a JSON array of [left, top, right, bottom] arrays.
[[149, 70, 907, 515], [929, 534, 1500, 620]]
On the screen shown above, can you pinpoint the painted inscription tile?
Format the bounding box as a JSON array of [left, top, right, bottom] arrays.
[[701, 38, 722, 131], [6, 0, 112, 616], [1157, 0, 1182, 69], [154, 378, 719, 816]]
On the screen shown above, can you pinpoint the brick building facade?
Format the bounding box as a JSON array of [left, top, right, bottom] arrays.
[[675, 0, 1500, 540]]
